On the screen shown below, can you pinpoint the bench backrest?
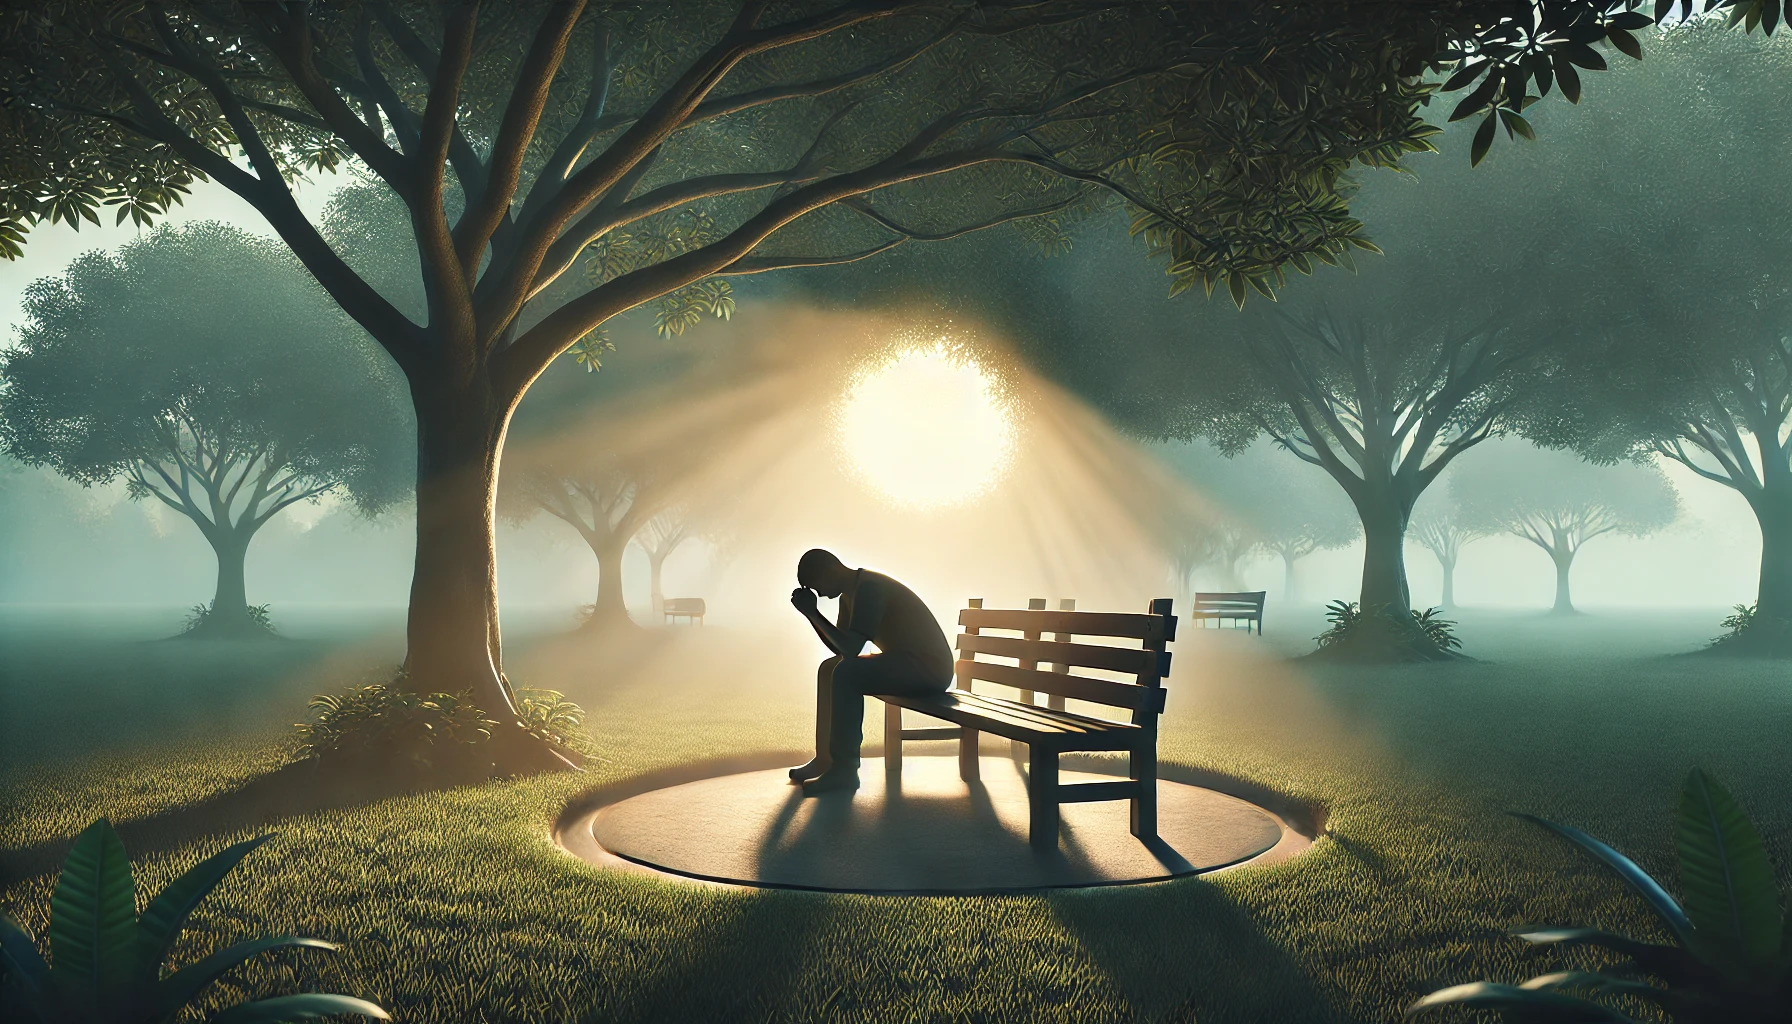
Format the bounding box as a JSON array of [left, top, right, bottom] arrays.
[[664, 598, 706, 616], [955, 597, 1176, 724], [1191, 591, 1265, 618]]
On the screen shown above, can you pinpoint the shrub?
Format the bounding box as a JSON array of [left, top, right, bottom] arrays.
[[516, 688, 587, 749], [1409, 769, 1790, 1023], [0, 818, 386, 1024], [295, 681, 496, 772], [1708, 601, 1792, 653], [1315, 600, 1461, 658], [180, 601, 276, 637]]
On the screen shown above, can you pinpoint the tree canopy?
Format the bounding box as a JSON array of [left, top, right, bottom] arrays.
[[0, 220, 411, 633]]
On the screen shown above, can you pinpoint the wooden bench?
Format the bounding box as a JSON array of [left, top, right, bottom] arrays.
[[1190, 591, 1264, 634], [878, 597, 1176, 849], [662, 598, 706, 625]]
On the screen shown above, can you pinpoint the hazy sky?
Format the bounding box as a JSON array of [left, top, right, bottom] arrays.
[[0, 177, 1771, 618]]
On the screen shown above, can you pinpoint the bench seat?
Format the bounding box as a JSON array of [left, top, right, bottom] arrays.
[[881, 689, 1143, 752]]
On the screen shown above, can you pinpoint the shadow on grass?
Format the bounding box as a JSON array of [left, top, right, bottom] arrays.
[[1051, 880, 1350, 1024], [577, 889, 839, 1024], [0, 757, 458, 886]]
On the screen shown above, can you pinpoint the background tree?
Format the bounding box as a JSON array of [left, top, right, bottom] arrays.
[[1453, 443, 1679, 615], [634, 507, 696, 618], [1505, 23, 1792, 646], [1408, 485, 1486, 611], [0, 222, 409, 637], [0, 0, 1681, 758]]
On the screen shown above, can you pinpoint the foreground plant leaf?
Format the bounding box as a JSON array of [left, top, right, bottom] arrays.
[[47, 818, 137, 1018], [1676, 768, 1781, 970]]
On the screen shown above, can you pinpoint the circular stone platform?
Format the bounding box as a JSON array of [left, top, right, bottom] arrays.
[[560, 755, 1290, 893]]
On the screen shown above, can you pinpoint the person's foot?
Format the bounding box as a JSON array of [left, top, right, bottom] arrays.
[[788, 757, 830, 782], [801, 767, 860, 796]]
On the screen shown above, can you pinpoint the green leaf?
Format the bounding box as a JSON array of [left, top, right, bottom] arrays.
[[1554, 55, 1583, 103], [1449, 72, 1501, 121], [1404, 980, 1644, 1021], [1608, 10, 1654, 29], [138, 835, 273, 983], [1676, 768, 1781, 968], [205, 993, 390, 1024], [48, 819, 138, 1017], [1607, 27, 1644, 61], [0, 911, 51, 1023], [1513, 813, 1696, 946], [1441, 59, 1489, 92], [154, 936, 338, 1023], [1470, 111, 1496, 167], [1226, 272, 1247, 310], [1564, 43, 1608, 71], [1499, 108, 1535, 141]]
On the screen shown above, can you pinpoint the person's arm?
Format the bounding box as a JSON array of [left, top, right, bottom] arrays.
[[792, 588, 868, 657]]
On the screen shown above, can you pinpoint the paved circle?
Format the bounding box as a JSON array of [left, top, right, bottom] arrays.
[[566, 755, 1286, 893]]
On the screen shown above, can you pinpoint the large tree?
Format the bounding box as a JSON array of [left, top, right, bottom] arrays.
[[0, 222, 409, 636], [1453, 443, 1678, 615], [0, 0, 1698, 759], [1513, 23, 1792, 646]]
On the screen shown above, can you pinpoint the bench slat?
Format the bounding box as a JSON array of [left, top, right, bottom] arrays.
[[956, 632, 1168, 678], [880, 690, 1141, 750], [959, 607, 1174, 643], [958, 658, 1158, 711]]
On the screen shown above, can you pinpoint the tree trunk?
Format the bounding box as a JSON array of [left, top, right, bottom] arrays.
[[1752, 496, 1792, 626], [211, 532, 250, 621], [649, 551, 668, 618], [1281, 551, 1297, 603], [584, 535, 636, 631], [1439, 554, 1457, 612], [405, 383, 514, 707], [1356, 496, 1412, 614], [1550, 550, 1576, 615]]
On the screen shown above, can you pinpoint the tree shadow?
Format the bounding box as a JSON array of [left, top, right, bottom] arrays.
[[575, 888, 840, 1024], [1051, 880, 1354, 1024], [0, 758, 468, 886]]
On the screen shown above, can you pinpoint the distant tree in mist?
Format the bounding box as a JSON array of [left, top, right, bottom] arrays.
[[1453, 445, 1679, 615], [1508, 24, 1792, 648], [0, 223, 409, 637], [1156, 441, 1357, 602], [634, 508, 697, 618], [1407, 487, 1486, 611]]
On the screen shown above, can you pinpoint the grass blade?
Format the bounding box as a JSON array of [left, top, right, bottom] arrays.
[[1676, 768, 1781, 967], [204, 993, 390, 1024], [1513, 812, 1695, 946], [48, 818, 138, 1017], [137, 834, 273, 981]]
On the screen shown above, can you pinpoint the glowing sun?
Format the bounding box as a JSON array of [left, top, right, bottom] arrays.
[[837, 345, 1015, 510]]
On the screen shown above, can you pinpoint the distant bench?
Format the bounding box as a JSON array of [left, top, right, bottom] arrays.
[[1190, 591, 1264, 635], [878, 597, 1176, 849], [662, 598, 706, 625]]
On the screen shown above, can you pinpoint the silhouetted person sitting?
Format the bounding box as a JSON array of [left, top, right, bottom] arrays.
[[788, 549, 954, 794]]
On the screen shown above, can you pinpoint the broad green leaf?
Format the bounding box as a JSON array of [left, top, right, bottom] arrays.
[[1514, 813, 1695, 946], [1227, 272, 1247, 310], [1554, 56, 1583, 103], [1676, 769, 1781, 968], [0, 910, 51, 1023], [1470, 111, 1496, 167], [1404, 980, 1643, 1021], [48, 819, 138, 1017], [1498, 108, 1535, 141], [154, 937, 337, 1024], [1607, 28, 1644, 61], [205, 993, 390, 1024], [1564, 43, 1608, 71], [138, 835, 273, 982]]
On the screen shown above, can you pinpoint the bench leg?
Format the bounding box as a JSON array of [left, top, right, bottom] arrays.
[[1129, 748, 1158, 840], [883, 702, 903, 772], [959, 727, 980, 781], [1028, 748, 1059, 850]]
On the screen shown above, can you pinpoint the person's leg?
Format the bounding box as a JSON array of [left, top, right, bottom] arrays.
[[790, 656, 841, 782], [803, 654, 947, 795]]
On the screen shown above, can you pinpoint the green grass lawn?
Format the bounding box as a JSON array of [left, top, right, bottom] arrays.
[[3, 606, 1788, 1023]]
